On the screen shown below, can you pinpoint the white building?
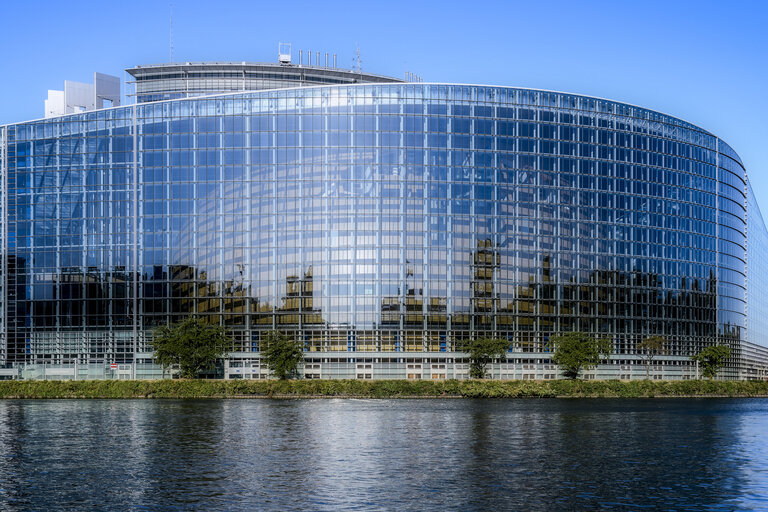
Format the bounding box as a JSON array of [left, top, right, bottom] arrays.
[[44, 72, 120, 118]]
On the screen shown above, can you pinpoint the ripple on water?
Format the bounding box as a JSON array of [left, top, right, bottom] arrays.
[[0, 398, 763, 511]]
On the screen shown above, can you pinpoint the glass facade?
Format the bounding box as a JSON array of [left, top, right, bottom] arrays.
[[0, 82, 760, 378], [127, 63, 402, 104], [747, 182, 768, 346]]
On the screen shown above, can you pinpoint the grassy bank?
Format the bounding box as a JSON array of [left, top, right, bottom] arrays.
[[0, 379, 768, 399]]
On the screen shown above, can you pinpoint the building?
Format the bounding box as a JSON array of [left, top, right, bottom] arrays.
[[44, 72, 121, 118], [1, 51, 767, 380], [126, 60, 401, 103]]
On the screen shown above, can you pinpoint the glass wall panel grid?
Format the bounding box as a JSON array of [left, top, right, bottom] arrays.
[[0, 82, 762, 379], [747, 181, 768, 354]]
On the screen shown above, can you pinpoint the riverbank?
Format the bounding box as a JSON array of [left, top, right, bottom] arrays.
[[0, 379, 768, 399]]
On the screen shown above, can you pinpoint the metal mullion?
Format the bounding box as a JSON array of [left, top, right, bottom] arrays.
[[131, 104, 139, 371], [0, 126, 6, 363]]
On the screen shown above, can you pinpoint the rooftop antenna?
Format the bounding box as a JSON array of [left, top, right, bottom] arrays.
[[169, 4, 174, 62], [354, 43, 362, 73]]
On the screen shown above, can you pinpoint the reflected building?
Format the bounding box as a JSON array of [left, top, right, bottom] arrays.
[[1, 52, 768, 379]]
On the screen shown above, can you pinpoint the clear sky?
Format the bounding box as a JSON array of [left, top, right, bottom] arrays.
[[1, 0, 766, 208]]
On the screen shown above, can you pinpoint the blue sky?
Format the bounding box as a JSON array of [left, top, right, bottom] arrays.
[[1, 0, 766, 208]]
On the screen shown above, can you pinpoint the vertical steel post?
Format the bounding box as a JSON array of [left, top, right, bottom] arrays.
[[132, 104, 139, 379], [0, 126, 6, 366]]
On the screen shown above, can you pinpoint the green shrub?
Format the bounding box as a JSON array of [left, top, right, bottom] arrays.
[[0, 378, 766, 399]]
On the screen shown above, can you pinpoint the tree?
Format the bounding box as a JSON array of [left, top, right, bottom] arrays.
[[261, 331, 304, 380], [153, 317, 232, 379], [692, 345, 731, 380], [550, 332, 612, 379], [462, 337, 510, 379], [637, 335, 668, 380]]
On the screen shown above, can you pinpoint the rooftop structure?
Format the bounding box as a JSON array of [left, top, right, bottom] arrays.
[[44, 72, 120, 118], [126, 61, 403, 103]]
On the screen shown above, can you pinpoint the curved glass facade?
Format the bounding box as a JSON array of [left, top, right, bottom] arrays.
[[127, 62, 403, 104], [0, 83, 755, 378]]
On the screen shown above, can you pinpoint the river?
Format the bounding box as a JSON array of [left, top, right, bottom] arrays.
[[0, 398, 765, 510]]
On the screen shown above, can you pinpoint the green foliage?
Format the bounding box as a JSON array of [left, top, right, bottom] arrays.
[[461, 337, 510, 378], [152, 317, 232, 378], [260, 331, 305, 380], [0, 378, 767, 399], [637, 335, 668, 380], [550, 332, 612, 379], [692, 345, 732, 379]]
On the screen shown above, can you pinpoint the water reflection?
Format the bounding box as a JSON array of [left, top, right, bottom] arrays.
[[0, 399, 762, 511]]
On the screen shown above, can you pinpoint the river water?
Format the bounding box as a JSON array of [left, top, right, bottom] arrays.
[[0, 398, 766, 511]]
